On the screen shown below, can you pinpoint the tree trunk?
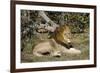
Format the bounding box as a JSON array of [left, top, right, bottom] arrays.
[[59, 12, 65, 25], [38, 11, 59, 32]]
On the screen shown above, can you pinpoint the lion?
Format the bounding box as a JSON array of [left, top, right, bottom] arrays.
[[33, 25, 81, 57]]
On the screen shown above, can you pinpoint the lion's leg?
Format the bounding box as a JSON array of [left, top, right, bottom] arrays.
[[51, 51, 61, 57], [67, 43, 81, 54], [33, 52, 44, 57], [67, 42, 81, 54], [68, 48, 81, 54]]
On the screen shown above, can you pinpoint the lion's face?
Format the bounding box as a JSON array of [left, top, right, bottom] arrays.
[[62, 25, 72, 43], [53, 25, 72, 43]]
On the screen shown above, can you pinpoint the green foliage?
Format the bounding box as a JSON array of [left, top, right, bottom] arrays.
[[65, 12, 89, 33]]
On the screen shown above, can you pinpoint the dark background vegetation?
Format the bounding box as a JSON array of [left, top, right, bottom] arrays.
[[21, 10, 90, 62]]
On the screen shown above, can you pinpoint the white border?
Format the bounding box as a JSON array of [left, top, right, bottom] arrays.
[[16, 4, 94, 69]]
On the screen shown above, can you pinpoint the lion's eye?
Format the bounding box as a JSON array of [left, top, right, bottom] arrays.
[[64, 33, 71, 38]]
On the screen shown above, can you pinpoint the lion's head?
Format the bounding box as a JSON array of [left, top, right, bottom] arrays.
[[52, 25, 72, 44], [33, 25, 81, 57]]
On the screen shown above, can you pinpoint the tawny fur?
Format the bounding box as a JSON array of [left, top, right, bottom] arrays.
[[33, 25, 81, 57]]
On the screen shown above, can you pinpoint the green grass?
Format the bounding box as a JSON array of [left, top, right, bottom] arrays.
[[21, 32, 89, 63]]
